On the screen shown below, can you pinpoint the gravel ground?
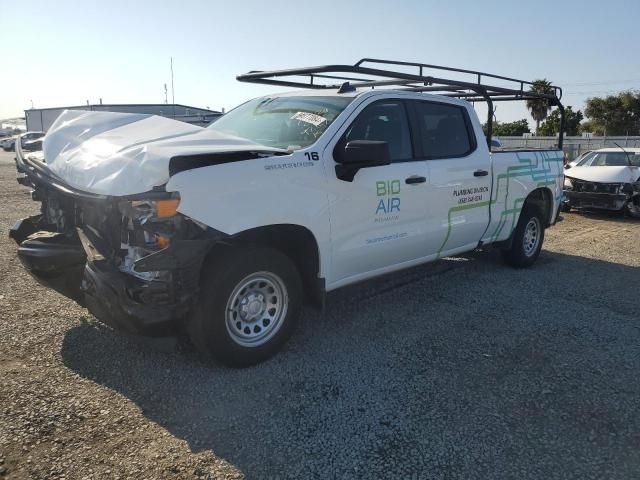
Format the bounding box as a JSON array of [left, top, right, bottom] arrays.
[[1, 150, 639, 479]]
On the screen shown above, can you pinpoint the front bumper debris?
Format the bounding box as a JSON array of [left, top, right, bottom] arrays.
[[9, 215, 43, 244], [12, 224, 87, 305], [564, 190, 627, 211], [10, 141, 223, 336], [81, 260, 189, 336], [11, 214, 214, 336]]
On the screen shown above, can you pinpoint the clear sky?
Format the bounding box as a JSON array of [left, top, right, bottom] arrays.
[[1, 0, 639, 127]]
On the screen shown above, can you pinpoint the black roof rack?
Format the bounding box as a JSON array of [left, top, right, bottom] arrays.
[[237, 58, 565, 150]]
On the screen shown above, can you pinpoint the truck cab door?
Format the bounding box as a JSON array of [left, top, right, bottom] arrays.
[[408, 99, 492, 257], [324, 99, 430, 286]]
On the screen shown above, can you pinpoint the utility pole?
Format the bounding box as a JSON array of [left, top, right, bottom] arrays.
[[170, 57, 175, 104]]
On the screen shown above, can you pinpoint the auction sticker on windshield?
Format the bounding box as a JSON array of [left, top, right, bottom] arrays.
[[291, 112, 327, 127]]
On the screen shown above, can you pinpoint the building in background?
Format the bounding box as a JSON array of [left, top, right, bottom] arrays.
[[25, 104, 223, 132]]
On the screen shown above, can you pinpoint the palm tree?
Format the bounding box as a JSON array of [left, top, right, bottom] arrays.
[[526, 79, 554, 134]]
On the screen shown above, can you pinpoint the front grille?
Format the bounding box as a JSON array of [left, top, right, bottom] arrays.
[[566, 191, 626, 210], [572, 181, 620, 194]]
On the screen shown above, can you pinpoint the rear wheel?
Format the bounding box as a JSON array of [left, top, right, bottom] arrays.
[[188, 246, 302, 367], [501, 206, 545, 268]]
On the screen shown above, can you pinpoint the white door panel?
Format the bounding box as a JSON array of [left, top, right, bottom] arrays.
[[327, 162, 430, 282], [323, 98, 431, 284], [427, 156, 492, 256], [408, 99, 492, 257]]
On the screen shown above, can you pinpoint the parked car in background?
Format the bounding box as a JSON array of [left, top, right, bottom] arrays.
[[21, 131, 45, 150], [22, 137, 44, 152], [1, 136, 17, 151], [2, 131, 44, 152], [565, 150, 592, 169], [563, 148, 640, 218]]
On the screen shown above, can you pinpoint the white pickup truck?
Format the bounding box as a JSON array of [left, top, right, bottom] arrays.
[[11, 59, 565, 366]]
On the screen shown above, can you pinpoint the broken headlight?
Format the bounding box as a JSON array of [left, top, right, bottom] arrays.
[[563, 177, 573, 190], [125, 195, 181, 248], [130, 197, 180, 221], [118, 195, 181, 281], [620, 183, 634, 195]]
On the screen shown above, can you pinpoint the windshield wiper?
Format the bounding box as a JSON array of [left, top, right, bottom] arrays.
[[254, 98, 278, 115]]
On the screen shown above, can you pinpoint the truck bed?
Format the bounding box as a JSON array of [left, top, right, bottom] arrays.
[[482, 149, 564, 245]]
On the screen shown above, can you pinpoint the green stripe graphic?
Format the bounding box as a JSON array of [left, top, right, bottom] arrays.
[[437, 151, 563, 256]]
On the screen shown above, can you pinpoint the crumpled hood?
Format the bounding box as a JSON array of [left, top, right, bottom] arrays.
[[42, 110, 285, 196], [566, 165, 640, 184]]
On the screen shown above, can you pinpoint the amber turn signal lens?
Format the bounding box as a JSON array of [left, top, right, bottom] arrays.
[[156, 199, 180, 218], [156, 235, 170, 248]]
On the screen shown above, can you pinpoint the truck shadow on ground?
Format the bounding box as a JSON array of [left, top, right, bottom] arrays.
[[61, 249, 640, 478]]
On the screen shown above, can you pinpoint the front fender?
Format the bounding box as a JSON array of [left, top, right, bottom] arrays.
[[166, 153, 331, 275]]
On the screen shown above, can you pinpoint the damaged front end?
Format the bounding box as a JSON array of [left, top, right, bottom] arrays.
[[10, 149, 220, 336], [564, 176, 640, 216]]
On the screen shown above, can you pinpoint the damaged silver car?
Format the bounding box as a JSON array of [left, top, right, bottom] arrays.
[[563, 148, 640, 218]]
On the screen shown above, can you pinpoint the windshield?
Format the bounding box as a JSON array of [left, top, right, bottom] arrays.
[[208, 96, 354, 150], [576, 151, 640, 167]]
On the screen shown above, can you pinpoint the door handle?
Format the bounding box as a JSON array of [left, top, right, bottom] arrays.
[[473, 170, 489, 177], [405, 175, 426, 185]]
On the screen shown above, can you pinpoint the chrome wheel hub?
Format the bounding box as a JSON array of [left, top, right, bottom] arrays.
[[226, 272, 288, 347], [241, 293, 265, 320], [523, 217, 541, 257]]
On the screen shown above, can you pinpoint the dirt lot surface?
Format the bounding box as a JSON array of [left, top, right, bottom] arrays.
[[1, 150, 639, 479]]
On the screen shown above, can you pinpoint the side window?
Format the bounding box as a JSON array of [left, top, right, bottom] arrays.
[[413, 101, 474, 159], [341, 100, 412, 162]]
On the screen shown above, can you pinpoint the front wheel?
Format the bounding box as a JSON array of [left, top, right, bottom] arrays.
[[188, 246, 302, 367], [501, 206, 545, 268], [625, 197, 640, 219]]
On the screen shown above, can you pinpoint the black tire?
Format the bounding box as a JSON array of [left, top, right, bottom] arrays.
[[188, 246, 302, 367], [500, 205, 545, 268], [625, 197, 640, 219]]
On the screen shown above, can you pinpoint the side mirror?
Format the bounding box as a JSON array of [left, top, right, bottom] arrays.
[[564, 164, 571, 169], [335, 140, 391, 182]]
